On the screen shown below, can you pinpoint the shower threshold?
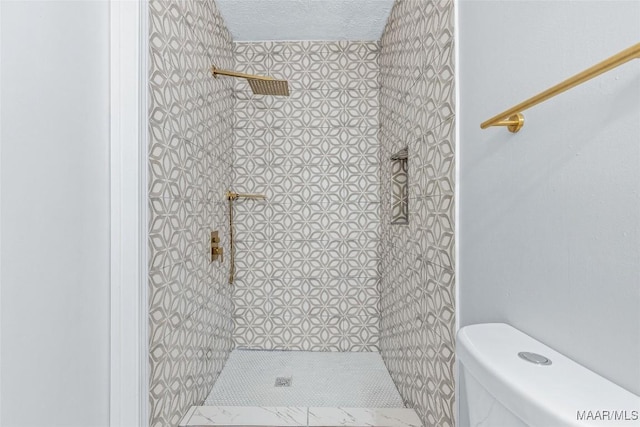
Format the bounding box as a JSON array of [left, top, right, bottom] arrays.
[[178, 349, 422, 427], [179, 406, 421, 427]]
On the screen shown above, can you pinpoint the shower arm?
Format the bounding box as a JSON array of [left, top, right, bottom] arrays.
[[211, 67, 275, 81], [211, 66, 289, 97]]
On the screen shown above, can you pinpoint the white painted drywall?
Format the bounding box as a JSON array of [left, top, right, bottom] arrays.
[[216, 0, 394, 41], [458, 0, 640, 397], [1, 1, 110, 425]]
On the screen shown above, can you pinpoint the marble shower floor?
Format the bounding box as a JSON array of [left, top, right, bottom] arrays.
[[203, 349, 406, 408]]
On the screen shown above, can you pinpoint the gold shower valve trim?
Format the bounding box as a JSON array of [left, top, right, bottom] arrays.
[[210, 231, 223, 263]]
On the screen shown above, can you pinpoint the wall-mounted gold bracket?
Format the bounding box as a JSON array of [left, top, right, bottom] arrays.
[[211, 231, 223, 263], [493, 113, 525, 133]]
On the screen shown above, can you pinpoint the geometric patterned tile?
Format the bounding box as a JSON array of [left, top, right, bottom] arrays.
[[232, 41, 381, 351], [391, 155, 409, 224], [378, 1, 456, 426], [148, 0, 235, 426], [148, 0, 455, 425]]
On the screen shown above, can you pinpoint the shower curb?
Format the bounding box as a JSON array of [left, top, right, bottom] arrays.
[[179, 406, 422, 427]]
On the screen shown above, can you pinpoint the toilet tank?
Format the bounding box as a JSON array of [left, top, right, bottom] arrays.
[[457, 323, 640, 427]]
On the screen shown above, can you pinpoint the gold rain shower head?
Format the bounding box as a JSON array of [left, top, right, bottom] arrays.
[[211, 66, 290, 96]]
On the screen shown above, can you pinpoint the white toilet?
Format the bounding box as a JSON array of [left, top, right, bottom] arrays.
[[457, 323, 640, 427]]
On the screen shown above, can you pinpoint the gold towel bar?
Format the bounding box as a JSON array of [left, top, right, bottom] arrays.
[[481, 42, 640, 133]]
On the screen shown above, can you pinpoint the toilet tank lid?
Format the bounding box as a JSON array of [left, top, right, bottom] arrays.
[[457, 323, 640, 427]]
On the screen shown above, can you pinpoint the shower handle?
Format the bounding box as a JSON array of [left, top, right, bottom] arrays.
[[211, 231, 223, 263], [212, 247, 224, 262]]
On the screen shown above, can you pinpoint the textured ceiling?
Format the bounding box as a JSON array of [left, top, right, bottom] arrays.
[[216, 0, 395, 41]]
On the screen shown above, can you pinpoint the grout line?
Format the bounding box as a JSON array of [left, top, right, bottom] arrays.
[[184, 406, 197, 426]]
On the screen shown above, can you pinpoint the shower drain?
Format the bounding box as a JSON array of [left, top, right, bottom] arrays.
[[274, 377, 292, 387]]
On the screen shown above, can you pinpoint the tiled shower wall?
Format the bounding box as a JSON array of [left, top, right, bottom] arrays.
[[379, 1, 456, 426], [148, 1, 234, 425], [231, 41, 381, 351]]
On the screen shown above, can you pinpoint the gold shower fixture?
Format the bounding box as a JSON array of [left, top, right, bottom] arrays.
[[211, 66, 290, 96], [210, 231, 223, 262], [225, 191, 267, 284], [481, 42, 640, 132], [226, 191, 267, 201]]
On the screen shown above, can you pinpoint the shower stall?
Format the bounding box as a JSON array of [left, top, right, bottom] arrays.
[[148, 0, 455, 426]]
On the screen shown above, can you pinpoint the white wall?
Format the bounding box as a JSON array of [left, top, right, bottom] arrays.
[[459, 0, 640, 397], [1, 1, 110, 425]]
